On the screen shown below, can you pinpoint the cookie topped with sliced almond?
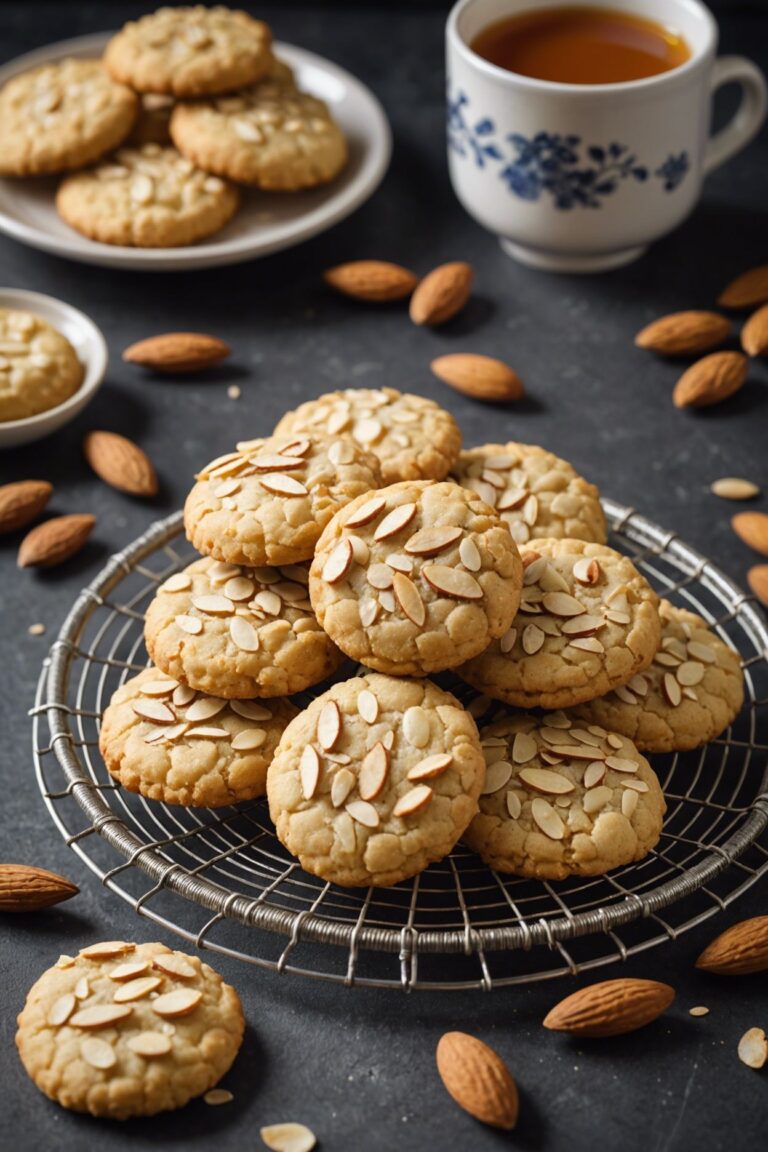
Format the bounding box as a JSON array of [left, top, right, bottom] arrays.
[[459, 538, 661, 710], [463, 712, 666, 880], [308, 479, 523, 676]]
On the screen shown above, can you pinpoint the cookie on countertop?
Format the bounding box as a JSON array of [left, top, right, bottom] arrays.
[[184, 433, 382, 568], [309, 480, 523, 676], [273, 388, 462, 484], [572, 600, 744, 752], [16, 941, 243, 1119], [0, 309, 83, 423], [170, 73, 347, 191], [463, 712, 666, 880], [99, 666, 299, 806], [267, 673, 486, 887], [144, 557, 344, 699], [0, 58, 138, 177], [104, 6, 273, 97], [459, 538, 661, 710], [451, 442, 607, 548]]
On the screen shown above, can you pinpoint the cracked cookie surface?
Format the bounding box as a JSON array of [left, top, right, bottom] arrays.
[[572, 600, 744, 752], [459, 538, 661, 709], [309, 480, 522, 676], [16, 941, 243, 1119], [267, 673, 486, 887], [463, 712, 665, 879], [144, 556, 344, 698], [184, 433, 382, 567], [99, 666, 298, 806], [273, 388, 462, 484]]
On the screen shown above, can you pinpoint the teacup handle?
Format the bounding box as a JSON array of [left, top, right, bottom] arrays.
[[704, 56, 768, 175]]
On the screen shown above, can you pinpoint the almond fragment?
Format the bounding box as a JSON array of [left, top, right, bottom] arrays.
[[738, 1028, 768, 1069], [543, 978, 675, 1037], [732, 511, 768, 556], [0, 480, 52, 535], [748, 565, 768, 606], [436, 1031, 518, 1130], [634, 310, 730, 356], [122, 332, 230, 373], [410, 261, 473, 326], [323, 260, 418, 302], [696, 916, 768, 975], [711, 477, 760, 501], [718, 265, 768, 310], [83, 431, 158, 497], [18, 513, 95, 568], [672, 351, 748, 408], [0, 863, 78, 911], [431, 353, 523, 403]]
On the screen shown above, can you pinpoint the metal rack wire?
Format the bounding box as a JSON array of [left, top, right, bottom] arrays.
[[31, 499, 768, 990]]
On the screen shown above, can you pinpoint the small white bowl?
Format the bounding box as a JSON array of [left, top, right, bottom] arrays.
[[0, 288, 107, 449]]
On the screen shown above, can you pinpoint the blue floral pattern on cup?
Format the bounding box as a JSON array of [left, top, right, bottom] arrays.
[[447, 90, 689, 208]]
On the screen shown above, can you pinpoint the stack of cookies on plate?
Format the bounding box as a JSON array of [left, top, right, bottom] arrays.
[[0, 6, 347, 247], [99, 387, 745, 888]]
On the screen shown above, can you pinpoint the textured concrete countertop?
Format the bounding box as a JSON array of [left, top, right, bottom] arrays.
[[0, 4, 767, 1150]]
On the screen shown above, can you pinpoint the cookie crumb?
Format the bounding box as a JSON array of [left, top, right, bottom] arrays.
[[227, 385, 241, 400], [28, 623, 46, 636], [204, 1088, 233, 1106], [689, 1006, 710, 1017]]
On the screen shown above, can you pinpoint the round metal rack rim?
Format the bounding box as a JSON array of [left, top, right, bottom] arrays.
[[32, 498, 768, 990]]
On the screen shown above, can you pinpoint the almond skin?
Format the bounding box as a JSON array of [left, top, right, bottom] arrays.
[[0, 863, 78, 911], [18, 514, 95, 569], [672, 351, 748, 408], [431, 353, 523, 403], [718, 265, 768, 310], [732, 511, 768, 556], [696, 916, 768, 975], [635, 310, 730, 356], [0, 480, 52, 534], [747, 565, 768, 605], [436, 1031, 518, 1130], [323, 260, 418, 302], [410, 261, 473, 326], [84, 431, 158, 497], [122, 333, 230, 374], [543, 978, 675, 1038], [740, 304, 768, 357]]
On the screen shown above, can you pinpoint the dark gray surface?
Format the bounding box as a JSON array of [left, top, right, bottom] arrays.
[[1, 3, 768, 1150]]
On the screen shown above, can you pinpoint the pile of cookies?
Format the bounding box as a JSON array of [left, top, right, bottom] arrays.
[[0, 6, 347, 247], [99, 386, 745, 887]]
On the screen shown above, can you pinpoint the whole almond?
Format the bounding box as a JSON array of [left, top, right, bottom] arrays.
[[84, 431, 158, 497], [436, 1031, 518, 1130], [696, 916, 768, 975], [543, 978, 675, 1038], [410, 261, 473, 326], [748, 565, 768, 606], [718, 265, 768, 310], [122, 333, 230, 374], [323, 260, 418, 302], [672, 351, 748, 408], [740, 304, 768, 357], [635, 311, 730, 356], [431, 353, 523, 403], [18, 514, 95, 569], [0, 863, 78, 911], [0, 480, 52, 534], [732, 511, 768, 556]]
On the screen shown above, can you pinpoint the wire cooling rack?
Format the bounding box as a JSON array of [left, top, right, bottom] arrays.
[[31, 499, 768, 990]]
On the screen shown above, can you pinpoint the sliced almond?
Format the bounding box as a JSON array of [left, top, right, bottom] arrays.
[[132, 699, 175, 724], [358, 689, 379, 724], [531, 797, 565, 839], [250, 454, 306, 472], [359, 742, 390, 800], [583, 785, 613, 815], [70, 1004, 133, 1029], [481, 760, 513, 795], [542, 592, 585, 617], [81, 1037, 116, 1070], [367, 563, 394, 590], [506, 791, 522, 819], [232, 728, 267, 751], [231, 700, 272, 721], [569, 636, 604, 653], [317, 701, 341, 750], [299, 746, 321, 799], [160, 573, 192, 593], [110, 960, 151, 982], [175, 614, 202, 635], [511, 731, 537, 764], [230, 615, 259, 652], [153, 954, 196, 980], [403, 706, 430, 748], [346, 496, 386, 528], [185, 697, 226, 723], [379, 589, 396, 613], [191, 594, 233, 616], [500, 627, 517, 654], [560, 614, 603, 637], [604, 756, 638, 774], [404, 525, 463, 556], [422, 564, 482, 600], [74, 977, 89, 1000], [373, 503, 417, 541], [663, 672, 682, 707], [573, 557, 601, 585], [186, 726, 228, 739], [621, 789, 639, 818], [48, 992, 76, 1026], [676, 660, 705, 686], [223, 576, 255, 601], [359, 599, 380, 628], [331, 767, 355, 808], [140, 678, 177, 697], [80, 941, 135, 960], [347, 534, 370, 564], [151, 989, 202, 1019], [393, 784, 433, 817], [259, 473, 308, 497], [408, 752, 452, 781], [459, 537, 482, 572], [393, 572, 426, 626], [583, 761, 606, 788], [322, 539, 354, 584], [113, 976, 162, 1003], [352, 417, 383, 445], [519, 767, 574, 795], [345, 799, 380, 828], [522, 624, 545, 655], [128, 1031, 173, 1057]]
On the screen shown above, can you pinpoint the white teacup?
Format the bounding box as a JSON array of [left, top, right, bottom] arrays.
[[446, 0, 767, 272]]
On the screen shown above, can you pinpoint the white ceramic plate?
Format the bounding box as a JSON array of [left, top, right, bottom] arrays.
[[0, 288, 107, 448], [0, 33, 392, 271]]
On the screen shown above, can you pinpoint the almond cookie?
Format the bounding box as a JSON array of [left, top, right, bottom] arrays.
[[56, 144, 239, 248], [170, 73, 347, 191], [0, 59, 137, 177], [16, 941, 243, 1119], [0, 309, 83, 423], [463, 712, 666, 879], [104, 6, 273, 97], [572, 600, 744, 752], [144, 557, 344, 699], [459, 538, 661, 710], [267, 673, 486, 887], [184, 433, 382, 567], [309, 480, 523, 676], [451, 442, 606, 548], [99, 667, 298, 806], [273, 388, 462, 483]]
